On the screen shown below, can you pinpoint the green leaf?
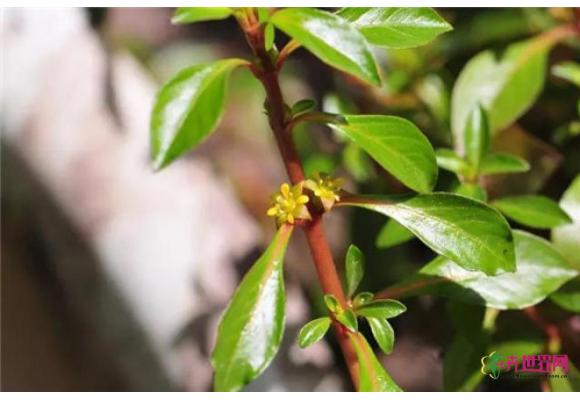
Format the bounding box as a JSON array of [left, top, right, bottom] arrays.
[[552, 61, 580, 87], [464, 105, 490, 171], [336, 309, 358, 332], [384, 231, 578, 309], [270, 8, 380, 86], [151, 58, 247, 169], [264, 23, 275, 51], [451, 37, 553, 148], [297, 317, 331, 348], [435, 148, 468, 175], [340, 193, 515, 275], [376, 219, 414, 249], [550, 360, 580, 392], [338, 7, 452, 49], [172, 7, 233, 24], [324, 294, 341, 313], [492, 195, 572, 229], [455, 183, 487, 202], [353, 291, 374, 307], [552, 175, 580, 267], [211, 225, 293, 392], [367, 318, 395, 354], [349, 332, 403, 391], [345, 244, 365, 297], [479, 153, 530, 175], [331, 115, 437, 192], [356, 299, 406, 319], [550, 278, 580, 313], [291, 99, 317, 116]]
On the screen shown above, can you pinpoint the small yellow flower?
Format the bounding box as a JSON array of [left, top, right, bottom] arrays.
[[304, 172, 345, 211], [267, 182, 311, 225]]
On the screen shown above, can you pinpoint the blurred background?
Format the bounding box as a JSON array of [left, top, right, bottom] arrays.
[[1, 7, 579, 391]]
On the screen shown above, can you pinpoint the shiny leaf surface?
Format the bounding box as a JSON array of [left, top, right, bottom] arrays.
[[464, 105, 490, 171], [479, 153, 530, 175], [435, 148, 469, 175], [552, 61, 580, 87], [172, 7, 232, 24], [493, 195, 572, 229], [271, 8, 381, 85], [336, 309, 358, 332], [211, 225, 293, 391], [455, 183, 487, 202], [331, 115, 437, 192], [376, 219, 414, 249], [384, 231, 578, 309], [345, 244, 365, 297], [340, 193, 515, 275], [349, 332, 402, 391], [356, 299, 407, 319], [297, 317, 331, 348], [338, 7, 452, 49], [151, 59, 247, 169], [552, 175, 580, 267], [367, 317, 395, 354]]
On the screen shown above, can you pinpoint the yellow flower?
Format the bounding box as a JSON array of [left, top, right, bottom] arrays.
[[304, 172, 345, 211], [267, 182, 311, 225]]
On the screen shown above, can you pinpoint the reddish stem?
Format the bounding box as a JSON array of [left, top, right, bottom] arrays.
[[238, 10, 360, 389]]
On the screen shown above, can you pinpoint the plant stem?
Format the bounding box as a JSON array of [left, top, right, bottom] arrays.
[[239, 12, 360, 389]]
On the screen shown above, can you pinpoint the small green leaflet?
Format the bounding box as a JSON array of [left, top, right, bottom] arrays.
[[552, 61, 580, 88], [151, 59, 247, 169], [455, 183, 487, 202], [451, 36, 557, 150], [349, 332, 402, 391], [435, 148, 469, 175], [211, 224, 293, 392], [383, 231, 578, 309], [331, 115, 437, 193], [353, 292, 374, 307], [550, 278, 580, 313], [298, 317, 331, 348], [270, 8, 381, 86], [172, 7, 233, 24], [336, 309, 358, 332], [464, 105, 490, 172], [367, 317, 395, 354], [552, 175, 580, 267], [345, 244, 365, 297], [338, 7, 452, 49], [339, 193, 515, 275], [493, 195, 572, 229], [324, 294, 341, 313], [376, 219, 414, 249], [355, 299, 406, 319], [479, 153, 530, 175]]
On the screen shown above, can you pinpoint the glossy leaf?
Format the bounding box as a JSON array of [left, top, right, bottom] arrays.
[[336, 309, 358, 332], [324, 294, 341, 313], [384, 231, 578, 309], [340, 193, 515, 275], [353, 292, 374, 307], [479, 153, 530, 175], [451, 37, 553, 149], [349, 332, 402, 392], [550, 278, 580, 313], [356, 299, 406, 319], [376, 219, 414, 249], [298, 317, 331, 348], [151, 59, 247, 169], [435, 148, 468, 175], [291, 99, 317, 116], [338, 7, 452, 49], [493, 195, 572, 229], [464, 105, 490, 171], [345, 244, 365, 297], [331, 115, 437, 193], [211, 225, 293, 391], [552, 175, 580, 267], [455, 183, 487, 202], [271, 8, 380, 85], [367, 317, 395, 354], [552, 61, 580, 87], [172, 7, 232, 24]]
